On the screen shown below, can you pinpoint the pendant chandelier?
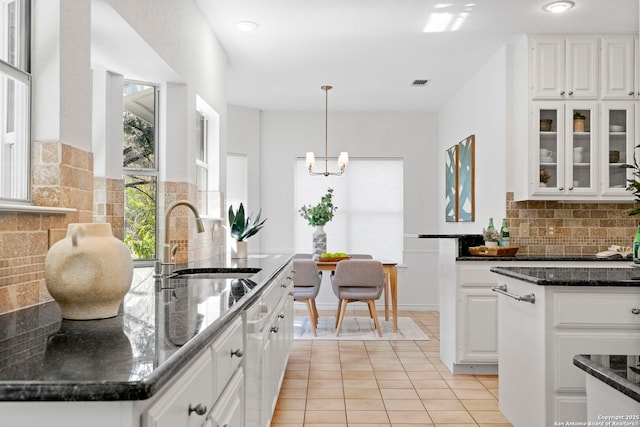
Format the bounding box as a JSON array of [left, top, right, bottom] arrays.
[[306, 85, 348, 176]]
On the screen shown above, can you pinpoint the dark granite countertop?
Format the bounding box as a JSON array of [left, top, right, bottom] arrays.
[[490, 266, 640, 286], [458, 255, 632, 262], [0, 253, 293, 402], [573, 354, 640, 403]]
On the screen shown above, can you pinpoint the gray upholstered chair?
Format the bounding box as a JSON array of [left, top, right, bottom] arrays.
[[330, 259, 385, 337], [292, 259, 322, 336]]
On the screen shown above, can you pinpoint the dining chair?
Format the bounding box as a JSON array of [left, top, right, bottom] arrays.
[[330, 259, 385, 337], [292, 259, 322, 336]]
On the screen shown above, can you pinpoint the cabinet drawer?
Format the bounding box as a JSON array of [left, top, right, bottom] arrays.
[[459, 266, 499, 285], [553, 292, 640, 328], [262, 268, 293, 309], [211, 317, 244, 398], [144, 351, 214, 427]]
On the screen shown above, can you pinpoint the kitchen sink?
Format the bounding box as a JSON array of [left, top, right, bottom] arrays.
[[168, 267, 261, 280]]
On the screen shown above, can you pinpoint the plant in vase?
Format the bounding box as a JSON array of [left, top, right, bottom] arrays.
[[482, 227, 501, 247], [298, 188, 338, 258], [622, 153, 640, 262], [228, 203, 267, 259]]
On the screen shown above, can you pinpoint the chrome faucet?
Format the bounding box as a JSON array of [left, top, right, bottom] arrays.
[[163, 200, 205, 264]]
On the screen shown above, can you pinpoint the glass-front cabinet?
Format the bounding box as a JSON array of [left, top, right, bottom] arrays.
[[532, 102, 598, 197], [601, 102, 636, 197]]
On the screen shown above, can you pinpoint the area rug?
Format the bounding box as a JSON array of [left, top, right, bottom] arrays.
[[293, 316, 430, 340]]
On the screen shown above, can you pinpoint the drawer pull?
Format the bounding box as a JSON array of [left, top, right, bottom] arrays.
[[632, 308, 640, 315], [278, 313, 285, 319], [281, 283, 288, 288], [288, 292, 294, 297], [188, 403, 207, 416], [230, 348, 244, 358], [270, 326, 279, 333], [492, 285, 536, 304]]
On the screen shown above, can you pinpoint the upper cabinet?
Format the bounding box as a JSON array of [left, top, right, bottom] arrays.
[[525, 34, 640, 202], [531, 36, 599, 100], [601, 37, 637, 99]]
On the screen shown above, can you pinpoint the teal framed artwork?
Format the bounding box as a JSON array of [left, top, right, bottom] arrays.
[[445, 145, 458, 222], [445, 135, 475, 222], [457, 135, 475, 222]]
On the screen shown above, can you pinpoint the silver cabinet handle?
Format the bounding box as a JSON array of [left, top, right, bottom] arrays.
[[230, 348, 243, 358], [632, 308, 640, 315], [558, 186, 564, 191], [288, 292, 294, 297], [278, 313, 285, 319], [492, 285, 535, 304], [270, 326, 279, 333], [560, 91, 565, 95], [568, 91, 573, 95], [188, 403, 207, 416], [630, 91, 636, 96]]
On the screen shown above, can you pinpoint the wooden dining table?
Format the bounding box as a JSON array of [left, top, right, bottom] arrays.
[[315, 259, 399, 332]]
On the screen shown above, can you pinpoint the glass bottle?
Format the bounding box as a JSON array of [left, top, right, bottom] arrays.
[[487, 217, 495, 230], [500, 218, 510, 247], [633, 223, 640, 264]]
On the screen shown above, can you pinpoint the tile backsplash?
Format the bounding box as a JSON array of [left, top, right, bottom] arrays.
[[506, 192, 639, 256]]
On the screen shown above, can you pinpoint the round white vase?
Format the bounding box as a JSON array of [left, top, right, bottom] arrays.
[[484, 241, 498, 248], [44, 223, 134, 320]]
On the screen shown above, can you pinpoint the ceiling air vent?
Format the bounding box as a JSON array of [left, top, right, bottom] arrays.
[[411, 79, 430, 87]]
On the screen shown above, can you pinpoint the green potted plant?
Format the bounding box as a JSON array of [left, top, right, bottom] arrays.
[[299, 188, 338, 257], [482, 227, 501, 247], [228, 203, 267, 258]]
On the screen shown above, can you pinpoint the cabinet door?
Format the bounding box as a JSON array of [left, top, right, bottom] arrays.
[[600, 102, 636, 197], [565, 37, 599, 99], [532, 103, 565, 194], [564, 103, 598, 196], [531, 36, 565, 99], [144, 352, 214, 427], [207, 369, 244, 427], [601, 37, 636, 100], [458, 288, 498, 363]]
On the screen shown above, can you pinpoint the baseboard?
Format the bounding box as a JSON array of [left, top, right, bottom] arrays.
[[451, 363, 498, 375]]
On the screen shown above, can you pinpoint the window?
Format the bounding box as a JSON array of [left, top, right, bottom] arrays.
[[294, 158, 404, 262], [0, 0, 29, 201], [123, 81, 158, 260], [196, 110, 208, 213]]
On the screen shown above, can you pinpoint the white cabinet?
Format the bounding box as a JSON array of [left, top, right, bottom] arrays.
[[532, 102, 599, 198], [205, 369, 244, 427], [531, 36, 599, 100], [245, 262, 294, 427], [601, 36, 637, 99], [600, 101, 637, 196], [211, 317, 244, 398], [495, 277, 640, 427], [144, 351, 215, 427]]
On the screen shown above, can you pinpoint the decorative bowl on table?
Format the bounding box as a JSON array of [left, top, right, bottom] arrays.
[[317, 253, 351, 262]]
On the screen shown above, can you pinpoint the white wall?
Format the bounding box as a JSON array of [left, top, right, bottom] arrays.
[[438, 45, 510, 233]]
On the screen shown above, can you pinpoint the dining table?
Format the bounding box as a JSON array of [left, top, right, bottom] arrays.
[[315, 259, 399, 332]]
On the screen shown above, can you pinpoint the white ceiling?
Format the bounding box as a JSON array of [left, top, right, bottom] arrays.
[[197, 0, 639, 112]]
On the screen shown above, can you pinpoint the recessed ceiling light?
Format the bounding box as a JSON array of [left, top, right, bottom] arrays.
[[542, 1, 575, 14], [234, 21, 259, 32]]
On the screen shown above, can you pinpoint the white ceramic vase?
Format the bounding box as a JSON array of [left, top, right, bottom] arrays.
[[312, 225, 327, 257], [231, 240, 248, 259], [484, 241, 498, 248], [44, 223, 134, 320]]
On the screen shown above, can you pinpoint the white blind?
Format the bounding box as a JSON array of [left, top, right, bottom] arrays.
[[294, 158, 403, 263]]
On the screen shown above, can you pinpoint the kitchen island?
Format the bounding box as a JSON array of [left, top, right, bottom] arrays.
[[0, 253, 294, 427], [490, 266, 640, 427]]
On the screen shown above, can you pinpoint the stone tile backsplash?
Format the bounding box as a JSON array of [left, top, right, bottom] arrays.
[[506, 192, 639, 256]]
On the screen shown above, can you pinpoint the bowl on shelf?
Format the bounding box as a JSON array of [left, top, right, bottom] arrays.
[[610, 124, 625, 132]]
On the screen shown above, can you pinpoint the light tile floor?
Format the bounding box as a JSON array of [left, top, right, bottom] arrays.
[[272, 310, 513, 427]]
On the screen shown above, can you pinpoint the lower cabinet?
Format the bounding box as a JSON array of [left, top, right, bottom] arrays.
[[144, 351, 215, 427], [496, 276, 640, 426], [245, 262, 294, 427], [204, 368, 244, 427]]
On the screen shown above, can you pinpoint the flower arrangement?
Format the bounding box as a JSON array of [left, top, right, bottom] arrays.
[[623, 154, 640, 216], [299, 188, 338, 226], [482, 227, 501, 242]]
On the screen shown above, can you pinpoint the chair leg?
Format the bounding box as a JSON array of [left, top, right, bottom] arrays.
[[335, 299, 349, 336], [310, 299, 319, 326], [305, 299, 317, 336], [335, 299, 342, 327], [367, 300, 382, 337]]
